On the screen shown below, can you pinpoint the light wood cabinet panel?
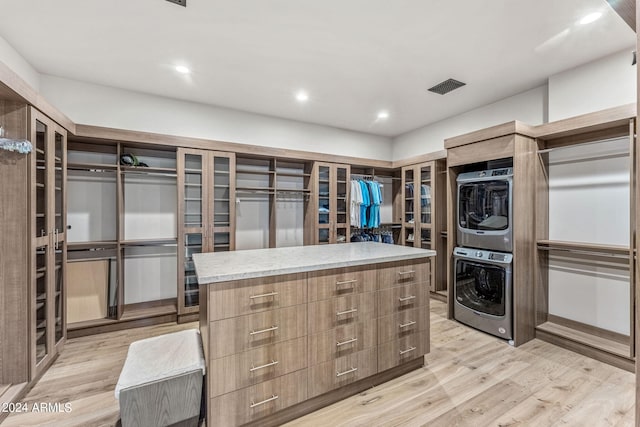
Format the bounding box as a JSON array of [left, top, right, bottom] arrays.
[[378, 330, 429, 372], [377, 282, 429, 317], [308, 320, 377, 366], [307, 266, 376, 302], [377, 306, 429, 345], [209, 337, 307, 397], [308, 348, 377, 398], [208, 273, 306, 321], [209, 305, 307, 359], [377, 260, 429, 289], [308, 292, 376, 335], [209, 369, 307, 426]]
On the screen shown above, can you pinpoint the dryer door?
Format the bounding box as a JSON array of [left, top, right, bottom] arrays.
[[455, 259, 506, 316]]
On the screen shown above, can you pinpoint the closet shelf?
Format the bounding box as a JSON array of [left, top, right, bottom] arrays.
[[120, 301, 177, 321], [276, 172, 311, 178], [236, 169, 275, 175], [67, 162, 118, 171], [120, 166, 177, 176], [236, 187, 275, 193], [536, 321, 630, 359], [120, 238, 178, 247], [537, 240, 630, 257], [67, 241, 118, 249]]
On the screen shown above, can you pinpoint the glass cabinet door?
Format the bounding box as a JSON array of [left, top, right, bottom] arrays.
[[317, 165, 331, 244], [54, 248, 64, 344], [335, 165, 350, 244], [183, 233, 202, 308], [184, 153, 205, 229], [420, 165, 432, 226], [212, 154, 233, 251], [403, 167, 416, 246]]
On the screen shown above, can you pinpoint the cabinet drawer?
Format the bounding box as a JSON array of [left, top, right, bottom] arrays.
[[377, 282, 429, 317], [378, 306, 428, 345], [377, 330, 429, 372], [308, 292, 376, 335], [209, 337, 307, 397], [209, 369, 307, 426], [309, 320, 377, 366], [208, 273, 306, 321], [210, 305, 307, 359], [308, 266, 376, 301], [378, 260, 429, 290], [308, 348, 377, 398]]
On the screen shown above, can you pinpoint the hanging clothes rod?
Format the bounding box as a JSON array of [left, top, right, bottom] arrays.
[[537, 245, 630, 260], [537, 135, 631, 155]]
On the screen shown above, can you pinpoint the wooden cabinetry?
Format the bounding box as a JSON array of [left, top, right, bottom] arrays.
[[201, 255, 430, 426], [177, 148, 235, 318], [401, 161, 447, 296], [306, 162, 350, 244], [0, 103, 68, 420], [29, 108, 67, 377]]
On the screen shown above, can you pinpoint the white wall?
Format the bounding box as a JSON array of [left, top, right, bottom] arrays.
[[39, 74, 393, 161], [548, 49, 636, 121], [392, 86, 547, 161], [0, 35, 40, 91]]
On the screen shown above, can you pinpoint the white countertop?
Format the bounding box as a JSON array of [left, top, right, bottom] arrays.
[[193, 242, 436, 284]]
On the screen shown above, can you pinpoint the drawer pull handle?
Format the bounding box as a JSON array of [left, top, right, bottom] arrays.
[[250, 291, 278, 299], [250, 394, 279, 408], [399, 295, 416, 302], [336, 337, 358, 347], [399, 320, 416, 329], [399, 346, 417, 355], [336, 308, 358, 317], [250, 325, 278, 336], [336, 279, 358, 286], [398, 270, 416, 276], [250, 360, 279, 372], [336, 367, 358, 377]]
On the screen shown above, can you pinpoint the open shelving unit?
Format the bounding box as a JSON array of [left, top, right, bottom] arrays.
[[533, 109, 636, 371]]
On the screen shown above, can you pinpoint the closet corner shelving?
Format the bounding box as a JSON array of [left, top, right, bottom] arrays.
[[532, 107, 636, 371]]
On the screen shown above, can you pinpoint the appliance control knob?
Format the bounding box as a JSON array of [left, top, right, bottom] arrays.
[[475, 251, 483, 258]]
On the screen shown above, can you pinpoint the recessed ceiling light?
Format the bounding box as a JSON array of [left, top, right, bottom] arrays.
[[295, 91, 309, 102], [175, 65, 191, 74], [377, 111, 389, 120], [579, 12, 602, 25]]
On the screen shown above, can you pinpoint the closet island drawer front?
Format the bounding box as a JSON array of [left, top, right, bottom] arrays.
[[378, 260, 429, 289], [378, 306, 429, 345], [308, 320, 377, 366], [208, 273, 307, 321], [308, 348, 377, 398], [378, 330, 429, 372], [308, 266, 376, 301], [377, 282, 429, 317], [308, 292, 376, 335], [210, 305, 307, 359], [209, 369, 307, 427], [209, 337, 307, 397]]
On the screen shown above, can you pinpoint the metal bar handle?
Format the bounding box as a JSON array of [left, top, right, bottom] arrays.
[[398, 270, 415, 276], [249, 325, 278, 336], [336, 367, 358, 377], [399, 346, 417, 355], [336, 279, 358, 286], [336, 308, 358, 317], [336, 337, 358, 347], [249, 394, 279, 409], [250, 360, 279, 372], [399, 295, 416, 302], [399, 320, 416, 329], [249, 291, 279, 299]]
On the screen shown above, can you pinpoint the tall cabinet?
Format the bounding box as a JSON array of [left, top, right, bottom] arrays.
[[30, 108, 67, 377], [0, 102, 67, 420], [305, 162, 350, 245], [177, 148, 235, 318]]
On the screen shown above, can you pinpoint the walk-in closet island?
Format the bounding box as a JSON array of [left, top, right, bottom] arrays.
[[193, 242, 435, 426]]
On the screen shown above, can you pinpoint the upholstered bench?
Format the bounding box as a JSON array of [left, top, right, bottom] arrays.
[[115, 329, 206, 427]]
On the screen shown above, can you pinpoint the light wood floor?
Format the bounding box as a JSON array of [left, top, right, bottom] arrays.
[[4, 301, 635, 426]]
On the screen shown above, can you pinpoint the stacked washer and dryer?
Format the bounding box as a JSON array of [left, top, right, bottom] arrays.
[[453, 168, 514, 342]]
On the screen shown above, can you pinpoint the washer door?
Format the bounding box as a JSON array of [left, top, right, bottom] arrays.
[[455, 259, 506, 316]]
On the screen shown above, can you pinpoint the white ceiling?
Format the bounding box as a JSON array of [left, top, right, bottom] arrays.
[[0, 0, 635, 137]]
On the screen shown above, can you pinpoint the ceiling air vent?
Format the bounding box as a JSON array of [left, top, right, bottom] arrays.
[[428, 78, 466, 95], [166, 0, 187, 7]]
